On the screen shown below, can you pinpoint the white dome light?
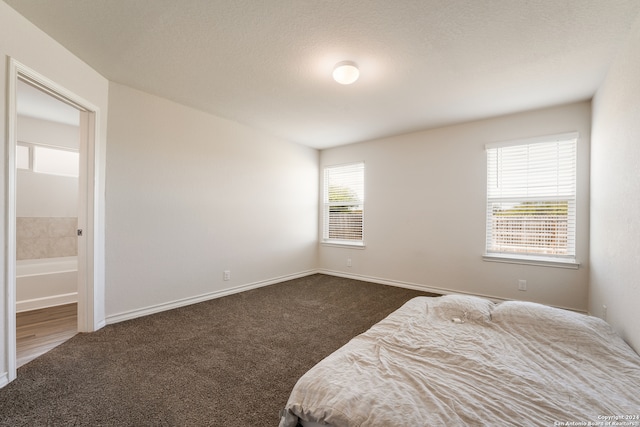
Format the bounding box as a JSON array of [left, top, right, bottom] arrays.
[[332, 61, 360, 85]]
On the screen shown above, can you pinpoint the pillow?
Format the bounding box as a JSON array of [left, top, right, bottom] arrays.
[[490, 300, 622, 351], [491, 300, 604, 330], [491, 301, 583, 323], [430, 294, 494, 324]]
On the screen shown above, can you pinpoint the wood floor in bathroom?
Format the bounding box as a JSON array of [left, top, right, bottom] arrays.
[[16, 303, 77, 368]]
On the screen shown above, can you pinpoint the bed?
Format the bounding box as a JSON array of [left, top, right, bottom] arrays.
[[279, 295, 640, 427]]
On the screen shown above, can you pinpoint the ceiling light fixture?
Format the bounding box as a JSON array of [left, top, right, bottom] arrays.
[[332, 61, 359, 85]]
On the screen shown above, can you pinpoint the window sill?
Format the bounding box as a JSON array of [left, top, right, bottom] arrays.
[[482, 254, 580, 269], [321, 240, 366, 249]]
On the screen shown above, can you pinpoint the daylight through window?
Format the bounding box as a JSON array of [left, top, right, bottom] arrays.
[[485, 133, 577, 262], [323, 162, 365, 246], [17, 143, 79, 178]]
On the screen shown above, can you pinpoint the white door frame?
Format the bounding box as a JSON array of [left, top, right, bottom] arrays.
[[4, 58, 103, 383]]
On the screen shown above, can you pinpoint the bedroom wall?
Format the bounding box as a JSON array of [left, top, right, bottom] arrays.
[[105, 83, 318, 321], [0, 0, 109, 386], [320, 101, 591, 312], [590, 14, 640, 353]]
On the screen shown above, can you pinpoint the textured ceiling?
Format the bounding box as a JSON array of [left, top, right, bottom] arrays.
[[5, 0, 640, 149]]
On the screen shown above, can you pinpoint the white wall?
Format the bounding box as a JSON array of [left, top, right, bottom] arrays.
[[17, 172, 77, 218], [105, 83, 318, 320], [0, 0, 109, 386], [18, 115, 79, 149], [590, 15, 640, 353], [320, 102, 591, 311]]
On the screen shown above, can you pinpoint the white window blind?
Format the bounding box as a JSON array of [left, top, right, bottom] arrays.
[[485, 133, 577, 261], [323, 162, 365, 245]]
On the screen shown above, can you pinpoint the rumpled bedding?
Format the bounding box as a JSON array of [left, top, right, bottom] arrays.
[[279, 295, 640, 427]]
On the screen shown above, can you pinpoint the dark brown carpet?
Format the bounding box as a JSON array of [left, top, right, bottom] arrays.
[[0, 274, 437, 426]]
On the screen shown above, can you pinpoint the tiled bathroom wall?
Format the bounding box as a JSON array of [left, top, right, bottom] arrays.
[[16, 217, 78, 260]]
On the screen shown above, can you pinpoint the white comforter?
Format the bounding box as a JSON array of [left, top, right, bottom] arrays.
[[280, 295, 640, 427]]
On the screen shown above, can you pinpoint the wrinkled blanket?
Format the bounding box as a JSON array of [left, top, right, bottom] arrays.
[[280, 295, 640, 427]]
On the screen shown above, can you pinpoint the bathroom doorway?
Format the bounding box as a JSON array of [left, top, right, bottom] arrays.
[[15, 79, 81, 366], [5, 59, 100, 382]]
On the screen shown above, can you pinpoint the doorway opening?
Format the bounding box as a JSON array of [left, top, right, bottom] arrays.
[[5, 59, 100, 383], [15, 78, 82, 367]]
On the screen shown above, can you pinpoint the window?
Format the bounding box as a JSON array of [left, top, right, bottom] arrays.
[[322, 162, 365, 246], [17, 144, 30, 170], [17, 143, 79, 178], [485, 133, 577, 265], [33, 146, 79, 177]]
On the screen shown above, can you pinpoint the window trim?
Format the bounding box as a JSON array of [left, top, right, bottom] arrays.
[[483, 132, 579, 267], [321, 240, 366, 249], [482, 254, 579, 269], [321, 162, 365, 247]]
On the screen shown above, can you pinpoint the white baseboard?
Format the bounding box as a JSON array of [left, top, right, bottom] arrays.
[[318, 268, 486, 298], [102, 269, 588, 326], [318, 269, 586, 313], [106, 270, 319, 325], [96, 319, 107, 330], [0, 372, 9, 388], [16, 292, 78, 313]]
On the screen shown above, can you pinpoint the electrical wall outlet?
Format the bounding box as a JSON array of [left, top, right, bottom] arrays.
[[518, 279, 527, 291], [602, 304, 607, 321], [347, 258, 352, 267], [223, 270, 231, 281]]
